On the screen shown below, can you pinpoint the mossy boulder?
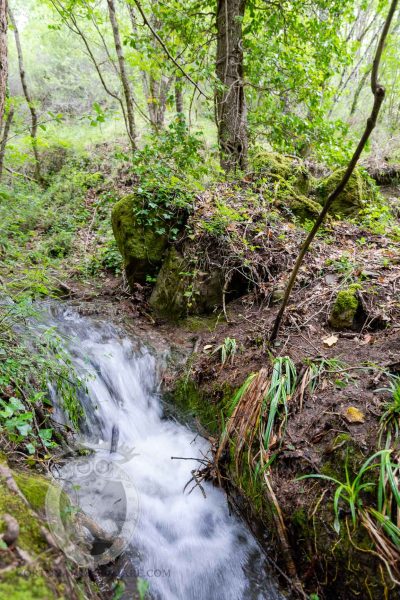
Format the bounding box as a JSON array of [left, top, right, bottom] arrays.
[[314, 167, 378, 217], [249, 151, 322, 220], [250, 150, 312, 195], [149, 247, 224, 319], [111, 194, 169, 286], [329, 285, 360, 329]]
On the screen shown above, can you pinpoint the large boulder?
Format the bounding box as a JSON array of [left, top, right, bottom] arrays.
[[314, 167, 378, 217], [111, 194, 168, 286], [149, 247, 224, 319]]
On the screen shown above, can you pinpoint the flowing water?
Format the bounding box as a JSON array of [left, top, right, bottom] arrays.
[[42, 305, 284, 600]]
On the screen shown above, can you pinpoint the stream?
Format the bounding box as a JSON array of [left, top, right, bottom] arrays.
[[42, 304, 284, 600]]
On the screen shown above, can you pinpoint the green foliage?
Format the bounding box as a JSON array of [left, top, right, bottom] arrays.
[[378, 377, 400, 439], [261, 356, 297, 456], [0, 297, 85, 455], [213, 337, 238, 366], [129, 120, 212, 240], [136, 578, 150, 600], [298, 450, 388, 533]]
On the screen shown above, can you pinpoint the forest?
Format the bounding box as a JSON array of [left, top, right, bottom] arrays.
[[0, 0, 400, 599]]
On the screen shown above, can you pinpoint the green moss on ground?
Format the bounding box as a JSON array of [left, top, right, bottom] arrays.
[[14, 471, 51, 513], [0, 570, 54, 600], [250, 150, 321, 220], [329, 284, 360, 329], [0, 463, 99, 599], [0, 475, 47, 556]]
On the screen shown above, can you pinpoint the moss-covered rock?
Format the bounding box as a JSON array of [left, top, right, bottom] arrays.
[[149, 247, 224, 319], [111, 194, 169, 286], [250, 150, 312, 195], [249, 151, 323, 220], [0, 461, 103, 599], [314, 167, 378, 217], [329, 285, 360, 329]]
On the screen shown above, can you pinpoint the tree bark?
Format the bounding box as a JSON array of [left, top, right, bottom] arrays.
[[106, 0, 136, 151], [215, 0, 248, 173], [0, 0, 7, 131], [0, 100, 13, 179], [175, 74, 185, 122], [8, 7, 42, 182]]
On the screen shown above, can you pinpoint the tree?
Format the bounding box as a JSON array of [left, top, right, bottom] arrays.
[[0, 0, 7, 131], [106, 0, 136, 151], [215, 0, 247, 173], [8, 6, 42, 182]]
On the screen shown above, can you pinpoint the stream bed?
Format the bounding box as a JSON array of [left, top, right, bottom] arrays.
[[42, 304, 285, 600]]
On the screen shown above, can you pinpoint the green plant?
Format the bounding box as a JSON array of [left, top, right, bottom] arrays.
[[136, 578, 149, 600], [378, 377, 400, 439], [213, 337, 238, 366], [0, 297, 85, 455], [298, 450, 389, 533], [261, 356, 297, 456]]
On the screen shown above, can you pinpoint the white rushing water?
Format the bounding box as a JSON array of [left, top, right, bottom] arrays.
[[44, 305, 284, 600]]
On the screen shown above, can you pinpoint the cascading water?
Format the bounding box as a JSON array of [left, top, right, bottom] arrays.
[[43, 305, 285, 600]]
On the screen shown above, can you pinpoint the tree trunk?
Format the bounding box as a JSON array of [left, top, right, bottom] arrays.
[[8, 7, 42, 182], [0, 0, 7, 132], [0, 100, 13, 179], [175, 75, 185, 122], [215, 0, 248, 172], [107, 0, 136, 151]]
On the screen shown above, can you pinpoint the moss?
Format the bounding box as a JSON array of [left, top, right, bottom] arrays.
[[149, 247, 224, 319], [182, 315, 221, 333], [111, 194, 168, 285], [314, 167, 378, 217], [329, 285, 360, 329], [0, 570, 54, 600], [14, 471, 50, 513], [249, 150, 323, 220], [250, 150, 311, 194], [173, 377, 222, 434], [0, 475, 47, 556]]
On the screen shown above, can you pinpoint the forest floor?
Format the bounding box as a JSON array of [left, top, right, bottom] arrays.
[[1, 151, 400, 599], [51, 181, 400, 598]]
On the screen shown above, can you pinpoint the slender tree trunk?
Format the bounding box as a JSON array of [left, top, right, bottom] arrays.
[[0, 0, 7, 131], [349, 67, 371, 117], [215, 0, 248, 172], [127, 1, 171, 131], [175, 75, 185, 122], [8, 7, 42, 182], [107, 0, 136, 151], [0, 100, 13, 179]]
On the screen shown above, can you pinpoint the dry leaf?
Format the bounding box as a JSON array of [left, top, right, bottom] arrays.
[[343, 406, 365, 424], [203, 345, 213, 352], [323, 334, 338, 347]]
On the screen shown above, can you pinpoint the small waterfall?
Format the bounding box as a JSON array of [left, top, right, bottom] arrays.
[[43, 305, 284, 600]]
